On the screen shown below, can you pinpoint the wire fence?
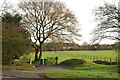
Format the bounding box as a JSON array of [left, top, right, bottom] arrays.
[[80, 55, 118, 62]]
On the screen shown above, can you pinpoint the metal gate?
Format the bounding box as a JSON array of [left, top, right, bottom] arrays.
[[47, 57, 58, 65]]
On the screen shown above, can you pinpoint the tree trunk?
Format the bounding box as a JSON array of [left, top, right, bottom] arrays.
[[35, 49, 39, 61], [38, 44, 43, 60]]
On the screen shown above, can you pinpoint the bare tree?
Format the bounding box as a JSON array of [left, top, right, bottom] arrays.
[[0, 1, 8, 15], [92, 2, 120, 43], [0, 0, 14, 17], [19, 1, 81, 60]]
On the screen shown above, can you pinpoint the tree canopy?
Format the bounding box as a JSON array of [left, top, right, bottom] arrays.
[[19, 1, 81, 60], [93, 2, 120, 43]]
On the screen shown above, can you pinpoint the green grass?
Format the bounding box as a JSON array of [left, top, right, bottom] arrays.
[[42, 58, 119, 79], [42, 57, 119, 79], [2, 65, 36, 71], [43, 70, 118, 78], [26, 50, 118, 63], [21, 50, 119, 79], [42, 65, 119, 79]]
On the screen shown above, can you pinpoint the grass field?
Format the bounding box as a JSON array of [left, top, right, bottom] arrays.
[[23, 50, 119, 79], [26, 50, 118, 63], [42, 58, 119, 79], [42, 65, 119, 79]]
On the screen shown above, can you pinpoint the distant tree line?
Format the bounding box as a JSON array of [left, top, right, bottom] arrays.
[[40, 42, 118, 51], [78, 44, 115, 51]]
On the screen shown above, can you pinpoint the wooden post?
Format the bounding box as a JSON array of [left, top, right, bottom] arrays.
[[104, 57, 106, 61], [90, 56, 91, 60], [30, 58, 32, 64], [55, 57, 58, 65], [93, 56, 95, 61], [116, 57, 118, 62], [100, 57, 102, 61], [110, 57, 112, 65], [96, 56, 98, 61]]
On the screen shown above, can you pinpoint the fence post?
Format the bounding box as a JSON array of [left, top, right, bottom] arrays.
[[116, 57, 118, 62], [55, 57, 58, 65], [90, 56, 91, 60], [104, 57, 106, 61], [110, 57, 112, 65], [96, 56, 98, 61], [30, 58, 32, 64], [93, 56, 95, 61]]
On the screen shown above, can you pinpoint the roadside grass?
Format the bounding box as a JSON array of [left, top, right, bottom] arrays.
[[72, 65, 118, 72], [42, 65, 119, 79], [42, 58, 119, 79], [42, 70, 119, 79], [25, 50, 118, 63], [2, 65, 36, 71]]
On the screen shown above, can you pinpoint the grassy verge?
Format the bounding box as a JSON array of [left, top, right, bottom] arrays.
[[2, 65, 36, 71], [42, 65, 119, 79], [43, 70, 119, 78]]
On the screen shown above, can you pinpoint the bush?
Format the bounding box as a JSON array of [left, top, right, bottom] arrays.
[[92, 60, 118, 65], [20, 56, 29, 63]]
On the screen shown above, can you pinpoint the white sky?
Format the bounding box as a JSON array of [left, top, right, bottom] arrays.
[[59, 0, 118, 45], [0, 0, 118, 44]]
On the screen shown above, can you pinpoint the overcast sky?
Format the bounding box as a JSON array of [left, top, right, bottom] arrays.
[[0, 0, 118, 44], [59, 0, 118, 45]]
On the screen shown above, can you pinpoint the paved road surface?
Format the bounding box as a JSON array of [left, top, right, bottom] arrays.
[[2, 65, 68, 80]]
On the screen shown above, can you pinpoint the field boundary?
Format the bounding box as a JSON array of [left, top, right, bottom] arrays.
[[80, 54, 118, 63]]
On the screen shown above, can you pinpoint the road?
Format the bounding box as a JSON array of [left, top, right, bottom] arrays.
[[2, 65, 68, 80]]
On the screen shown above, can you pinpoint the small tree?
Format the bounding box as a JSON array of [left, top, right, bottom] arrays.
[[19, 1, 81, 60], [2, 12, 31, 65], [92, 2, 120, 74]]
